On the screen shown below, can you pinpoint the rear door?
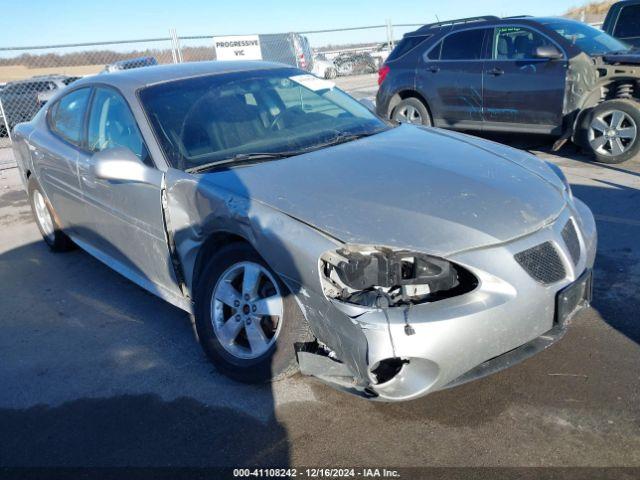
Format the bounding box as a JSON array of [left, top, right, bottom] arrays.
[[30, 87, 92, 231], [482, 25, 567, 133], [76, 86, 181, 298], [417, 28, 490, 128]]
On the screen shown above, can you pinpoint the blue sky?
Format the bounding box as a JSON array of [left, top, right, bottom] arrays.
[[1, 0, 585, 48]]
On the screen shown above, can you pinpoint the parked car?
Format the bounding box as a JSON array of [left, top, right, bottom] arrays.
[[377, 15, 640, 164], [603, 0, 640, 47], [12, 61, 596, 401], [312, 53, 338, 79], [334, 51, 378, 76], [0, 75, 79, 135], [102, 56, 158, 73], [369, 42, 393, 68]]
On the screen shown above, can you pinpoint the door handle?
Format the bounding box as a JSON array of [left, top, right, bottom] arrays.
[[487, 67, 505, 76], [428, 65, 440, 73]]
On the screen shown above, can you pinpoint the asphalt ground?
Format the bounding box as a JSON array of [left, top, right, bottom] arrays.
[[0, 75, 639, 478]]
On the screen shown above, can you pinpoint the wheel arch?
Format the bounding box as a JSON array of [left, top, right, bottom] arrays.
[[387, 90, 432, 120], [191, 230, 251, 294]]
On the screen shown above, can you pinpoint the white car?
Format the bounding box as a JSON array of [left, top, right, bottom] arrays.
[[312, 55, 337, 79]]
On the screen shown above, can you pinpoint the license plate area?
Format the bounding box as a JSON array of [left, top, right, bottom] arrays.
[[555, 269, 593, 327]]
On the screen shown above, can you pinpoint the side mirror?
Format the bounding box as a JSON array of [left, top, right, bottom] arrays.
[[358, 97, 377, 113], [534, 45, 563, 60], [91, 147, 160, 184]]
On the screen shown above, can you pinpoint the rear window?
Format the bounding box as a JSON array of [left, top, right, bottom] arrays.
[[614, 5, 640, 38], [386, 35, 431, 62]]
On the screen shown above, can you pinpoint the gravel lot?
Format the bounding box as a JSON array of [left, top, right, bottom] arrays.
[[0, 75, 639, 474]]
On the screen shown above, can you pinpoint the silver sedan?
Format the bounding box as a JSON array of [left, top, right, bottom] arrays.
[[12, 61, 597, 401]]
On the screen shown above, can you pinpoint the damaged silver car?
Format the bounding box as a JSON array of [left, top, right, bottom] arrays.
[[12, 61, 597, 401]]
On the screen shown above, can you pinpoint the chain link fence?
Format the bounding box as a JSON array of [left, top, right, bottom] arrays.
[[0, 23, 425, 152]]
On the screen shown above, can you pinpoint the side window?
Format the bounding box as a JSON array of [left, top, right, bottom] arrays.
[[494, 27, 553, 60], [87, 88, 151, 165], [427, 41, 442, 60], [439, 29, 487, 60], [614, 5, 640, 38], [49, 87, 91, 145]]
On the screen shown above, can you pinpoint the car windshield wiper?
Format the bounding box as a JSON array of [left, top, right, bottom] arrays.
[[318, 129, 386, 148], [186, 151, 301, 174]]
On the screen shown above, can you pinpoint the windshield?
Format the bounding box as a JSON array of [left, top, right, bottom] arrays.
[[139, 67, 388, 171], [542, 20, 631, 55]]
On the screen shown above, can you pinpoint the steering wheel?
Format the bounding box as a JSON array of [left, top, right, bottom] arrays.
[[268, 110, 287, 131]]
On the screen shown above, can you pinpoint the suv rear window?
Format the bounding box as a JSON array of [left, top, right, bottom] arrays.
[[386, 35, 431, 62], [430, 29, 487, 60], [614, 4, 640, 38]]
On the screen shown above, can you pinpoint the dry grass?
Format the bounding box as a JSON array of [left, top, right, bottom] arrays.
[[563, 0, 616, 21], [0, 64, 103, 83]]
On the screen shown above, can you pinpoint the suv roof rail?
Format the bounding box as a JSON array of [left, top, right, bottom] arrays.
[[418, 15, 499, 31], [503, 15, 533, 19]]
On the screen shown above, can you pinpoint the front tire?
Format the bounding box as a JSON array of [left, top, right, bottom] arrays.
[[580, 99, 640, 164], [391, 97, 432, 126], [28, 177, 75, 252], [194, 242, 313, 383]]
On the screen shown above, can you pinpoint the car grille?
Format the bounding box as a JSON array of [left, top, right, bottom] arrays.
[[515, 242, 566, 285], [562, 220, 580, 265]]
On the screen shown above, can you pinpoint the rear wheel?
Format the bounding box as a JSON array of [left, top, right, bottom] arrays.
[[391, 97, 431, 126], [581, 100, 640, 164], [28, 177, 75, 252], [194, 242, 313, 383]]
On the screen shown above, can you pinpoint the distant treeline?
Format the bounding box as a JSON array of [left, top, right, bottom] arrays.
[[0, 40, 388, 69], [0, 46, 216, 68]]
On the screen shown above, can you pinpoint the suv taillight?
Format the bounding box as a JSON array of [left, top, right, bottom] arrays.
[[378, 65, 390, 85], [299, 53, 307, 69]]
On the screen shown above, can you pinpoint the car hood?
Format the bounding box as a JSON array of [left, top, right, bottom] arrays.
[[601, 51, 640, 65], [200, 125, 567, 256]]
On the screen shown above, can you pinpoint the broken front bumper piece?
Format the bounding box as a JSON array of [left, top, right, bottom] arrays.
[[300, 202, 597, 402]]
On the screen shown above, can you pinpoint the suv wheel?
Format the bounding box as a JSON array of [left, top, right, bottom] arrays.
[[391, 98, 431, 126], [194, 242, 314, 383], [582, 99, 640, 164]]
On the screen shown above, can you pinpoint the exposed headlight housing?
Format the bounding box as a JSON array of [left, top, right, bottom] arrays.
[[320, 246, 477, 307]]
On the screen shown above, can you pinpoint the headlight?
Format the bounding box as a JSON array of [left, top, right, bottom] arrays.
[[319, 245, 477, 308], [546, 161, 572, 198]]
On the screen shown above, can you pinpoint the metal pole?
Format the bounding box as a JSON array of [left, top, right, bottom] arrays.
[[0, 97, 12, 144], [169, 28, 178, 64], [174, 28, 183, 63]]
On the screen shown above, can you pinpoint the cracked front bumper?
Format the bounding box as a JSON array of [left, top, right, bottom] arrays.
[[320, 199, 597, 402]]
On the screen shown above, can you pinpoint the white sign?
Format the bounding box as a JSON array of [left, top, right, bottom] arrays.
[[213, 35, 262, 61], [290, 74, 335, 91]]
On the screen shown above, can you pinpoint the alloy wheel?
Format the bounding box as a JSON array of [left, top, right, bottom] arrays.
[[33, 190, 55, 244], [393, 104, 423, 124], [210, 261, 284, 360], [588, 109, 637, 158]]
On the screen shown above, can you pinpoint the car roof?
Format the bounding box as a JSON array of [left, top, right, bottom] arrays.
[[71, 60, 289, 94], [406, 15, 579, 37]]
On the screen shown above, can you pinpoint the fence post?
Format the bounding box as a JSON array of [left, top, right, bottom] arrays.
[[169, 28, 183, 63], [386, 19, 394, 50], [169, 28, 178, 63], [0, 97, 12, 144]]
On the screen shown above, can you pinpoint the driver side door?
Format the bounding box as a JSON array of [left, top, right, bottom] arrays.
[[76, 86, 182, 300], [482, 26, 567, 132]]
